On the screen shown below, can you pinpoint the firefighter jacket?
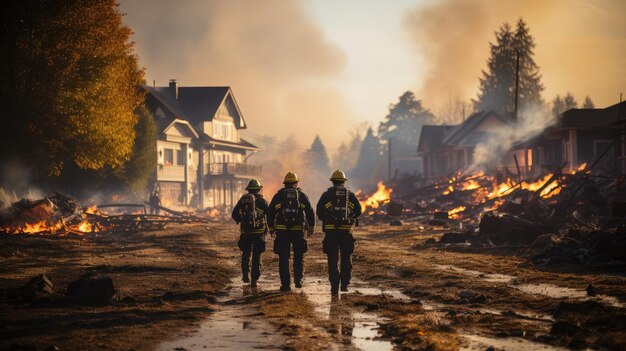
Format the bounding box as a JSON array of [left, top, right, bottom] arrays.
[[267, 187, 316, 232], [316, 186, 362, 232], [231, 193, 269, 234]]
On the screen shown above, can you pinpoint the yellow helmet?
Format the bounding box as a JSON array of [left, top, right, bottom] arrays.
[[246, 178, 263, 190], [283, 171, 299, 184], [330, 170, 348, 182]]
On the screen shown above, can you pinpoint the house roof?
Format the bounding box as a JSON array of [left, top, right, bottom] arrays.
[[442, 111, 513, 146], [142, 84, 258, 150], [142, 85, 245, 129], [559, 101, 626, 128], [417, 125, 457, 153]]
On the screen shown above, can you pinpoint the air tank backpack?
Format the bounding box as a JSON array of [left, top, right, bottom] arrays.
[[331, 186, 352, 225], [240, 194, 261, 228], [281, 188, 301, 226]]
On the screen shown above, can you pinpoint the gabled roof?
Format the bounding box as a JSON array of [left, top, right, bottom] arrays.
[[559, 101, 626, 128], [442, 111, 513, 146], [163, 119, 199, 139], [142, 85, 246, 129], [417, 125, 457, 153]]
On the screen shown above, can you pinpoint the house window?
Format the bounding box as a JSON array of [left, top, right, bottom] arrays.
[[164, 149, 174, 165], [176, 149, 184, 165], [213, 120, 233, 141]]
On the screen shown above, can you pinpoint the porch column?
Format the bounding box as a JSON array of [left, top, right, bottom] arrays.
[[569, 129, 578, 171]]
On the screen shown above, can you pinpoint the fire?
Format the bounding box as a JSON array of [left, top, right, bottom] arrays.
[[208, 208, 220, 218], [76, 220, 97, 233], [359, 181, 393, 211], [448, 206, 466, 219], [8, 220, 64, 234], [84, 205, 100, 214], [461, 179, 481, 191]]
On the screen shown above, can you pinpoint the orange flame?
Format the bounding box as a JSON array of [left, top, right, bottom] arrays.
[[448, 206, 466, 219], [359, 181, 393, 211]]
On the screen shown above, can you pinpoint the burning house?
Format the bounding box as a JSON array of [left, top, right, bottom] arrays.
[[418, 111, 514, 178], [142, 80, 261, 210], [502, 101, 626, 177]]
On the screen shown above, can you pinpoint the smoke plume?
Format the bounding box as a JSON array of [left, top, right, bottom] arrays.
[[404, 0, 626, 114], [119, 0, 354, 149]]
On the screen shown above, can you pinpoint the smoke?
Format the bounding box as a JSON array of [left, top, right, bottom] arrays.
[[119, 0, 354, 149], [470, 105, 554, 170], [403, 0, 626, 113], [403, 0, 489, 116], [0, 162, 45, 208]]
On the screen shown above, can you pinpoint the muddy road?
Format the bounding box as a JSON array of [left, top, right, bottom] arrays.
[[1, 222, 625, 350]]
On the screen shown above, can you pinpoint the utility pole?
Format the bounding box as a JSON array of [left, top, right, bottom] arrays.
[[388, 138, 392, 182], [514, 50, 520, 120]]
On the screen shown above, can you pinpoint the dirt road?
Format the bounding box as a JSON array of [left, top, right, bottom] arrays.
[[1, 222, 625, 350]]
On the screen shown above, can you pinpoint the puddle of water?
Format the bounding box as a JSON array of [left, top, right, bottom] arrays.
[[352, 286, 411, 301], [434, 264, 625, 308], [157, 278, 285, 351], [288, 277, 398, 351], [460, 334, 570, 351]]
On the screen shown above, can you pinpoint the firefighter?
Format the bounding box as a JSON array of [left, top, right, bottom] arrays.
[[231, 179, 269, 288], [316, 170, 362, 294], [149, 189, 162, 215], [267, 171, 315, 292]]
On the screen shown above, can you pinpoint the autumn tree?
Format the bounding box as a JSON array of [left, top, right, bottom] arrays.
[[0, 0, 144, 182], [474, 18, 544, 114]]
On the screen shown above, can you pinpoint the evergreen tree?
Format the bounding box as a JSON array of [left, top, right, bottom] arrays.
[[0, 0, 144, 179], [583, 95, 595, 109], [563, 93, 578, 111], [378, 91, 434, 174], [306, 136, 330, 174], [352, 127, 384, 185], [551, 95, 565, 118], [118, 105, 157, 195], [332, 129, 363, 171], [474, 18, 544, 114]]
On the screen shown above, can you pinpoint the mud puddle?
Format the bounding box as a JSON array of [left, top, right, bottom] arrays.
[[255, 275, 396, 350], [157, 277, 285, 351], [434, 264, 625, 308], [460, 334, 570, 351]]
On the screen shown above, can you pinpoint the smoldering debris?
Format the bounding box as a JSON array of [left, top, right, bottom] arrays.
[[356, 161, 626, 269]]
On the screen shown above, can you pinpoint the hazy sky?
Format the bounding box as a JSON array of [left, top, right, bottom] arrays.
[[120, 0, 626, 150]]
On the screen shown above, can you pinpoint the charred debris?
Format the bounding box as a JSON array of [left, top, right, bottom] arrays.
[[0, 192, 210, 237], [357, 156, 626, 269]]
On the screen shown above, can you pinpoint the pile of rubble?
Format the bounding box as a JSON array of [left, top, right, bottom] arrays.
[[368, 162, 626, 268], [0, 193, 209, 236]]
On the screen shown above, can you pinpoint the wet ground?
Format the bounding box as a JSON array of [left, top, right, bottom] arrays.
[[2, 222, 626, 350]]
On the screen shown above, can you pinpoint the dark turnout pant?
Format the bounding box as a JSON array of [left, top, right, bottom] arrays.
[[323, 230, 356, 289], [238, 232, 266, 282], [274, 231, 307, 287]]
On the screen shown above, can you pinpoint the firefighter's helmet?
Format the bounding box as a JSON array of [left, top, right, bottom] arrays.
[[283, 171, 299, 184], [330, 170, 348, 182], [246, 178, 263, 190]]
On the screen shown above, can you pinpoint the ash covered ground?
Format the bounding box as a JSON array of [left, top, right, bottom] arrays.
[[1, 222, 625, 351]]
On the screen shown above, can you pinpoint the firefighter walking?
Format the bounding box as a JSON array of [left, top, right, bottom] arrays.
[[316, 170, 362, 294], [231, 179, 269, 288], [268, 172, 315, 292]]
